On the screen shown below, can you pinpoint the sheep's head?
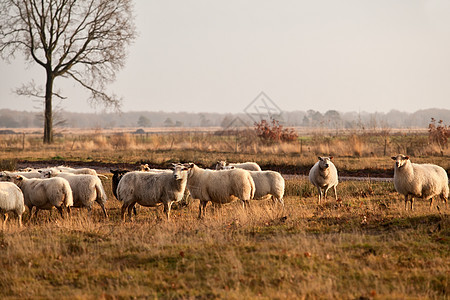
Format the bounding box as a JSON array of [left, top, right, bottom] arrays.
[[216, 161, 227, 170], [318, 156, 333, 170], [140, 164, 151, 172], [172, 163, 189, 180], [38, 170, 52, 178], [391, 154, 410, 168], [0, 173, 23, 185]]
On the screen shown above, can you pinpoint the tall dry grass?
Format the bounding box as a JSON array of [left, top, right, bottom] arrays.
[[0, 175, 448, 299]]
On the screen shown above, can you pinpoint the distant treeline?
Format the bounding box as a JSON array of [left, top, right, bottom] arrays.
[[0, 108, 449, 129]]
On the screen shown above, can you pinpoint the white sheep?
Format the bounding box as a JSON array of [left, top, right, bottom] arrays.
[[0, 172, 73, 220], [186, 163, 255, 218], [0, 181, 25, 227], [54, 165, 109, 179], [249, 170, 285, 206], [8, 170, 43, 179], [54, 165, 97, 176], [40, 170, 108, 218], [117, 163, 189, 221], [309, 156, 339, 204], [391, 154, 449, 210], [215, 160, 262, 171]]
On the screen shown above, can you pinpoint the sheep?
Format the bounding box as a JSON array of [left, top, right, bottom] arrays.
[[140, 164, 169, 173], [110, 168, 138, 216], [309, 156, 339, 204], [8, 170, 43, 179], [391, 154, 449, 210], [215, 160, 262, 171], [41, 170, 108, 218], [117, 163, 189, 221], [0, 181, 25, 227], [55, 165, 108, 179], [0, 172, 73, 220], [54, 165, 97, 175], [248, 170, 285, 206], [185, 163, 255, 218]]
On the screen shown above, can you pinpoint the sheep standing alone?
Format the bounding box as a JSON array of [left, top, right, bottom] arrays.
[[309, 156, 339, 204], [0, 181, 25, 227], [0, 173, 73, 220], [186, 163, 255, 218], [391, 154, 448, 210], [41, 170, 108, 218], [215, 161, 262, 171], [118, 164, 189, 221]]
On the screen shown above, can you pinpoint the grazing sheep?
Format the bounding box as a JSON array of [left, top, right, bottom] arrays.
[[186, 163, 255, 218], [0, 173, 73, 220], [215, 161, 262, 171], [248, 170, 285, 206], [391, 154, 449, 210], [41, 170, 108, 218], [118, 163, 189, 221], [309, 156, 339, 204], [0, 181, 25, 227]]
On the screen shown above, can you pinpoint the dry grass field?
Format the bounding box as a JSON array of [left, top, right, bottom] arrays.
[[0, 130, 448, 299]]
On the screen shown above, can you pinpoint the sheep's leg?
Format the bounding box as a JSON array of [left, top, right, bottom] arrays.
[[163, 202, 172, 221], [429, 197, 434, 210], [66, 206, 71, 217], [34, 208, 40, 220], [133, 204, 137, 216], [410, 197, 415, 211], [17, 214, 22, 227], [404, 195, 409, 210], [198, 200, 207, 219], [2, 213, 7, 229], [127, 205, 134, 221], [317, 187, 322, 204], [56, 206, 64, 219], [98, 202, 108, 218], [333, 185, 338, 201], [120, 203, 128, 221]]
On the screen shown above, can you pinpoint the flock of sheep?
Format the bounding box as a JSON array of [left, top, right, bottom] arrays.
[[0, 155, 448, 227]]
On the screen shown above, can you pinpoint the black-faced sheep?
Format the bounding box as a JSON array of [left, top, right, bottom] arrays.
[[391, 154, 448, 210], [309, 156, 339, 204], [117, 164, 189, 221], [186, 163, 255, 218]]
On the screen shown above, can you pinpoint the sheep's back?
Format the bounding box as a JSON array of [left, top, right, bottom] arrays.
[[0, 182, 24, 212]]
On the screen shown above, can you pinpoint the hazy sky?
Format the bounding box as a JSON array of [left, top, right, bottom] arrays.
[[1, 0, 450, 114]]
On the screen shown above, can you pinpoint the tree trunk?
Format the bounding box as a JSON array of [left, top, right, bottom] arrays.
[[43, 70, 54, 144]]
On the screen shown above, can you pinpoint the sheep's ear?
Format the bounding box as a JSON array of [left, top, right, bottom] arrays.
[[391, 156, 397, 160], [15, 175, 23, 181], [329, 156, 333, 160], [405, 156, 410, 160], [318, 157, 323, 161], [230, 166, 235, 169]]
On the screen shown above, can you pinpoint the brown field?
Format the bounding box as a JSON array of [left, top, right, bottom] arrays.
[[0, 129, 448, 299]]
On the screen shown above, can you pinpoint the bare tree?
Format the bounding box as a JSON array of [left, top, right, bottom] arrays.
[[0, 0, 136, 143]]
